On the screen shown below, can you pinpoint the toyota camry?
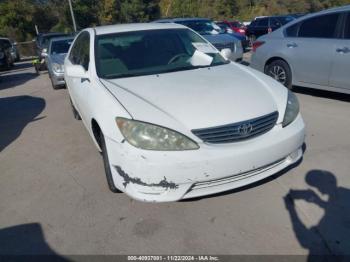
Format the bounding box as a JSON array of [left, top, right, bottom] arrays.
[[64, 23, 305, 202]]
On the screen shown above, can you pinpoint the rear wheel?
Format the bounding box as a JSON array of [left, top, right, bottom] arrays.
[[100, 131, 122, 193], [265, 60, 292, 89]]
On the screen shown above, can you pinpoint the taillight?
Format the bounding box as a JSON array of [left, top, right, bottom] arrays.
[[252, 41, 265, 52]]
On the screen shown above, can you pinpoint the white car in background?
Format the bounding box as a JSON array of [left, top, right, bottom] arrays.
[[251, 5, 350, 94], [64, 23, 305, 202]]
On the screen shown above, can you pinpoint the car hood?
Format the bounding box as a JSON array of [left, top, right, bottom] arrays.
[[202, 33, 239, 44], [50, 53, 67, 65], [100, 63, 287, 135]]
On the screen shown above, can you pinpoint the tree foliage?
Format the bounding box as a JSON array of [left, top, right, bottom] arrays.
[[0, 0, 349, 41]]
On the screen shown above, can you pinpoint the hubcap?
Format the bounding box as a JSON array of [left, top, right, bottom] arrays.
[[268, 65, 286, 85]]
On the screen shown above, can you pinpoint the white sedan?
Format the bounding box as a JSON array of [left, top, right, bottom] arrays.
[[64, 23, 305, 202]]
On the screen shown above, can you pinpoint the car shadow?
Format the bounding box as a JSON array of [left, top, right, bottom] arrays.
[[182, 144, 306, 202], [284, 170, 350, 260], [0, 96, 46, 152], [293, 86, 350, 103], [0, 62, 38, 91], [0, 223, 70, 261]]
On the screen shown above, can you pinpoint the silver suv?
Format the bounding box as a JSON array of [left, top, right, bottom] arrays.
[[251, 5, 350, 94]]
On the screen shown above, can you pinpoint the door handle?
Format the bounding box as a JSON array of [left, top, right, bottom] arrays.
[[336, 47, 350, 54], [81, 77, 90, 83], [287, 43, 298, 48]]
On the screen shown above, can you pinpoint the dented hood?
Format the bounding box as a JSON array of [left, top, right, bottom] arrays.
[[100, 63, 287, 134]]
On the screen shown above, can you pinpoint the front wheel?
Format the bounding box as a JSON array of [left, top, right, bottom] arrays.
[[265, 60, 292, 89]]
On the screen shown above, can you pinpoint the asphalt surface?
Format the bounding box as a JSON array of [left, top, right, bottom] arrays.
[[1, 59, 350, 257]]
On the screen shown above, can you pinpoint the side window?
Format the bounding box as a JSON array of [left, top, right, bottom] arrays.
[[344, 13, 350, 39], [299, 13, 339, 38], [271, 18, 282, 28], [286, 23, 300, 37], [258, 18, 268, 27], [69, 32, 90, 71]]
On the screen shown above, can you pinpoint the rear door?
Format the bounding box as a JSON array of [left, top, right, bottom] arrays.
[[255, 18, 269, 37], [329, 12, 350, 90], [284, 12, 341, 86]]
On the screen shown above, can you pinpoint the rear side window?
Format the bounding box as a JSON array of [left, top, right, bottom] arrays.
[[299, 13, 339, 38], [271, 18, 282, 28], [344, 13, 350, 39], [257, 18, 268, 27]]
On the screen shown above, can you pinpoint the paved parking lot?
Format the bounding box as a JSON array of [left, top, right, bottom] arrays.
[[1, 59, 350, 257]]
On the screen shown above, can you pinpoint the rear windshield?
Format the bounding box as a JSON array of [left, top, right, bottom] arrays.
[[277, 16, 295, 25], [51, 39, 73, 54], [42, 34, 68, 47]]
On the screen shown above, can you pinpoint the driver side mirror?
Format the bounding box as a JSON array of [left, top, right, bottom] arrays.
[[66, 64, 89, 81], [220, 48, 232, 60]]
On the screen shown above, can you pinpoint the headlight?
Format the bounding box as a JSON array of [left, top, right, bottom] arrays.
[[52, 63, 64, 73], [0, 52, 4, 59], [116, 118, 199, 151], [282, 90, 299, 127]]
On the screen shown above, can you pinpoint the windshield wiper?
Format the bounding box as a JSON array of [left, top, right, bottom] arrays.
[[103, 72, 143, 79], [161, 65, 212, 74]]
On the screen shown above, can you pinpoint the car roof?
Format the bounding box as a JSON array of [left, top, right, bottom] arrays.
[[93, 23, 187, 35], [49, 36, 74, 42], [0, 37, 11, 41], [154, 18, 211, 23]]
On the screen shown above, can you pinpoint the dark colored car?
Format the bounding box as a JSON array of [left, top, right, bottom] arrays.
[[0, 38, 20, 62], [216, 21, 250, 50], [0, 38, 15, 70], [36, 33, 69, 58], [246, 16, 296, 41]]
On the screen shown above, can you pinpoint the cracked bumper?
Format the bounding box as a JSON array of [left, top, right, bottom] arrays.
[[105, 115, 305, 202]]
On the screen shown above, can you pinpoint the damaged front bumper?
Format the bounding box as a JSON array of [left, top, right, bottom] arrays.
[[105, 115, 305, 202]]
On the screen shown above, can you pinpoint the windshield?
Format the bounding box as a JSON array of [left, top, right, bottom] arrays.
[[50, 39, 73, 54], [177, 20, 223, 35], [96, 29, 229, 79]]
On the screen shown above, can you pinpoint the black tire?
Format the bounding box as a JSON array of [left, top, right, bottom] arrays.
[[265, 60, 292, 89], [100, 131, 122, 193], [70, 99, 81, 120]]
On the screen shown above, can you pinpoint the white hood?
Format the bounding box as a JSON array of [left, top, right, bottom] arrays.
[[100, 63, 287, 134]]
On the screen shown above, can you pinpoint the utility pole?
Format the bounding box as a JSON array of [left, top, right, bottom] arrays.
[[68, 0, 77, 32]]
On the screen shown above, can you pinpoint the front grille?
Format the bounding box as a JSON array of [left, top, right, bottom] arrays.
[[213, 42, 236, 52], [192, 111, 279, 144]]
